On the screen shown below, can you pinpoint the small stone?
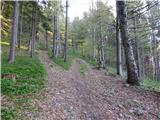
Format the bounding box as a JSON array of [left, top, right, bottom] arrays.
[[119, 113, 123, 118], [135, 109, 145, 116], [124, 84, 130, 87], [60, 90, 66, 94], [118, 104, 123, 109], [129, 109, 134, 114], [124, 114, 132, 119]]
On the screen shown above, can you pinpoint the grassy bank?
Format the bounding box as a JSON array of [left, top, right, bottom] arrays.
[[1, 45, 46, 120]]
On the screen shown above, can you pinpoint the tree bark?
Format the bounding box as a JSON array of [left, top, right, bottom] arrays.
[[30, 2, 37, 58], [131, 17, 142, 79], [18, 2, 23, 49], [92, 28, 96, 60], [116, 11, 123, 76], [64, 0, 68, 62], [8, 1, 19, 63], [45, 29, 48, 50], [52, 1, 58, 58], [117, 1, 139, 85]]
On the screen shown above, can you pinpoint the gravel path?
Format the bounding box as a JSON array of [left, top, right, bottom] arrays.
[[28, 51, 160, 120]]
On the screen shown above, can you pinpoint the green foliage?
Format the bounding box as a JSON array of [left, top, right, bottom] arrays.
[[1, 53, 46, 96], [1, 45, 46, 119], [48, 48, 52, 58], [36, 41, 46, 50], [2, 55, 46, 79], [1, 107, 17, 120], [140, 79, 160, 92], [54, 57, 73, 70], [77, 60, 88, 75], [107, 66, 117, 76], [1, 79, 45, 96], [85, 58, 97, 66], [48, 48, 73, 70], [0, 15, 11, 39]]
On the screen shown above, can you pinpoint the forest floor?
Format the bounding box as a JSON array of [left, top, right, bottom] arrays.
[[24, 51, 160, 120]]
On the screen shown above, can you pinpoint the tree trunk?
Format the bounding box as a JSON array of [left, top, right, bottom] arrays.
[[52, 1, 58, 58], [64, 0, 68, 62], [18, 2, 23, 49], [116, 12, 123, 76], [45, 29, 48, 50], [57, 15, 61, 56], [30, 2, 37, 58], [8, 1, 19, 63], [132, 17, 141, 79], [93, 28, 96, 60], [117, 1, 139, 85], [72, 36, 75, 54]]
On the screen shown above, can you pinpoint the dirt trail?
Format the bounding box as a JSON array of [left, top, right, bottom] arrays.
[[28, 51, 160, 120]]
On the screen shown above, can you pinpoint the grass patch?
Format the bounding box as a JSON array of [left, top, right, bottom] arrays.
[[107, 66, 116, 76], [1, 45, 46, 119], [1, 107, 18, 120], [140, 79, 160, 92], [54, 57, 73, 70], [47, 48, 96, 70], [2, 55, 46, 79], [86, 58, 97, 66], [1, 79, 45, 96], [77, 60, 88, 75], [48, 48, 73, 70], [2, 46, 46, 96]]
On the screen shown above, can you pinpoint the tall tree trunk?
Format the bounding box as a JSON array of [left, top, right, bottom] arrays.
[[28, 24, 32, 51], [52, 1, 58, 58], [92, 28, 96, 60], [72, 36, 75, 54], [18, 2, 23, 49], [156, 30, 160, 80], [116, 13, 123, 76], [57, 15, 61, 56], [30, 2, 37, 58], [8, 1, 19, 63], [45, 29, 48, 50], [64, 0, 68, 62], [117, 1, 139, 85], [132, 17, 141, 79]]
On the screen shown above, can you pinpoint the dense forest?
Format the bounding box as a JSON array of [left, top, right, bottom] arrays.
[[1, 0, 160, 120]]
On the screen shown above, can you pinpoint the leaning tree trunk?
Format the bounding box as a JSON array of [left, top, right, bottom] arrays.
[[8, 1, 19, 63], [30, 2, 37, 58], [117, 1, 139, 85]]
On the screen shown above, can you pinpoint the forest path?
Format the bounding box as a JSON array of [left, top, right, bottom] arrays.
[[31, 51, 160, 120]]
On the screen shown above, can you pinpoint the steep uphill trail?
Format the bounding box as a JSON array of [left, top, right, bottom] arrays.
[[27, 51, 160, 120]]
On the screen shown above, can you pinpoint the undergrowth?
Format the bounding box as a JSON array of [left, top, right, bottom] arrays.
[[1, 45, 46, 119], [140, 78, 160, 92]]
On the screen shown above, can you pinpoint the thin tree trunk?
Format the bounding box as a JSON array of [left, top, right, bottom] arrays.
[[57, 15, 61, 56], [45, 29, 48, 50], [64, 0, 68, 62], [93, 28, 96, 60], [8, 1, 19, 63], [52, 1, 58, 58], [117, 1, 139, 85], [132, 17, 141, 79], [72, 36, 75, 54], [18, 2, 23, 49], [30, 2, 37, 58]]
